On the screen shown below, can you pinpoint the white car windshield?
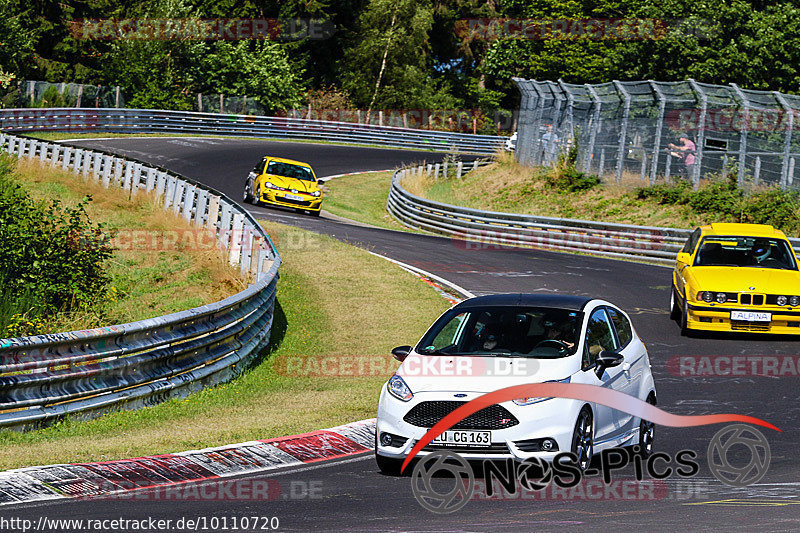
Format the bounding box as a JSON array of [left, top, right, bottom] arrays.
[[416, 306, 582, 358], [694, 236, 797, 270]]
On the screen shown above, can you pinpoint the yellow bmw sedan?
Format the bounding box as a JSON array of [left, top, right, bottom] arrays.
[[671, 222, 800, 335], [243, 156, 323, 216]]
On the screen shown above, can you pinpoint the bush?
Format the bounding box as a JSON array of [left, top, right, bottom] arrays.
[[0, 156, 113, 336], [545, 145, 601, 192], [635, 174, 800, 234]]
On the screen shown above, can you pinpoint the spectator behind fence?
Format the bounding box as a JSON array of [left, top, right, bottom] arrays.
[[668, 134, 696, 180]]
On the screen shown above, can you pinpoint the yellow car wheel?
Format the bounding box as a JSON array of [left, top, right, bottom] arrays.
[[680, 298, 691, 337], [669, 289, 681, 321]]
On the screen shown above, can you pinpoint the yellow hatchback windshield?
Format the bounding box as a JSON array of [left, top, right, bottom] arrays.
[[266, 161, 315, 182], [694, 236, 797, 270]]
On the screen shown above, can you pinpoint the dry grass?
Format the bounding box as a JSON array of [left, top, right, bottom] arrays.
[[13, 158, 243, 329], [403, 151, 710, 229]]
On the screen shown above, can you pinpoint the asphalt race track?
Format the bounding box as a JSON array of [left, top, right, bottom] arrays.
[[7, 137, 800, 531]]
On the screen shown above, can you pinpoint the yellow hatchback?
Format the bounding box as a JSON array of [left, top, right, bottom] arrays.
[[243, 156, 323, 216], [671, 223, 800, 335]]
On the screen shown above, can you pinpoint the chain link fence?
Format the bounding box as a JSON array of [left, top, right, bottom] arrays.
[[12, 80, 125, 108], [514, 78, 800, 190]]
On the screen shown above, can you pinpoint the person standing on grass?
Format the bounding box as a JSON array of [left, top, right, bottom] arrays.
[[668, 134, 696, 180]]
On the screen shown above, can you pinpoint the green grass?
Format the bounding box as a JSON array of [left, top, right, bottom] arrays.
[[0, 221, 451, 470], [322, 170, 420, 232]]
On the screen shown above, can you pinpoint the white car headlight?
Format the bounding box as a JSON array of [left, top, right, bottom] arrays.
[[387, 374, 413, 402], [512, 376, 571, 406]]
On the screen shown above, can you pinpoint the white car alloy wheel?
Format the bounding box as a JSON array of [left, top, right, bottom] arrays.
[[571, 408, 593, 471]]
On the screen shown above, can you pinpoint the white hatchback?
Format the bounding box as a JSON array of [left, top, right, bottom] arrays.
[[375, 294, 657, 474]]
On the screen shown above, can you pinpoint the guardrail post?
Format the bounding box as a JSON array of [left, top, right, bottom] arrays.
[[73, 149, 83, 173], [473, 160, 479, 171], [249, 236, 263, 281], [207, 194, 220, 231], [123, 161, 134, 191], [240, 223, 254, 276], [172, 180, 185, 215], [50, 145, 61, 167], [6, 136, 15, 154], [434, 163, 440, 179], [156, 171, 168, 197], [194, 189, 208, 227], [229, 213, 244, 266], [427, 164, 432, 176], [40, 143, 49, 163], [101, 155, 112, 187], [163, 175, 176, 207], [145, 168, 156, 191], [456, 161, 463, 179], [113, 157, 124, 186], [182, 184, 196, 221], [61, 146, 72, 170], [17, 137, 27, 158], [443, 161, 448, 178], [132, 163, 142, 194], [219, 202, 233, 248]]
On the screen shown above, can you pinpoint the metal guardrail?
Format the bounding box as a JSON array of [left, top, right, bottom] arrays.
[[0, 132, 281, 431], [0, 108, 505, 156], [386, 165, 800, 265]]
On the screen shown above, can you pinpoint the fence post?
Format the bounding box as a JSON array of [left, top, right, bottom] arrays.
[[613, 81, 631, 185], [197, 93, 203, 112], [687, 79, 707, 190], [665, 151, 672, 181], [115, 86, 120, 108], [584, 84, 602, 173], [731, 84, 750, 187], [598, 148, 605, 177], [649, 81, 666, 185], [640, 152, 647, 183], [774, 92, 794, 190], [754, 156, 761, 187], [789, 158, 796, 186]]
